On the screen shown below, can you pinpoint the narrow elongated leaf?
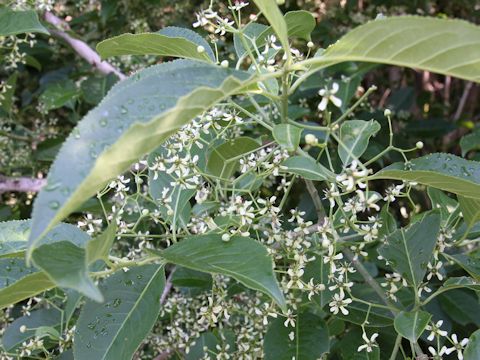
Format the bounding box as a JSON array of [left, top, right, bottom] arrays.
[[394, 310, 431, 342], [378, 213, 440, 288], [372, 153, 480, 200], [464, 329, 480, 360], [2, 308, 62, 352], [0, 258, 55, 309], [74, 265, 165, 360], [251, 0, 289, 52], [97, 27, 214, 62], [264, 311, 330, 360], [293, 16, 480, 82], [28, 60, 253, 258], [338, 120, 380, 164], [207, 137, 260, 179], [0, 8, 49, 36], [157, 234, 286, 310], [273, 124, 302, 152], [459, 196, 480, 228], [282, 155, 334, 181]]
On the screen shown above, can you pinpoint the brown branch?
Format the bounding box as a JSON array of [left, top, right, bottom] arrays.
[[0, 176, 47, 193], [453, 81, 473, 121], [44, 12, 126, 80]]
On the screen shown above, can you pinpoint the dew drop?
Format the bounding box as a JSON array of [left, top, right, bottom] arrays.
[[112, 298, 122, 308], [100, 118, 108, 127], [44, 181, 61, 192], [120, 106, 128, 115], [49, 201, 60, 210]]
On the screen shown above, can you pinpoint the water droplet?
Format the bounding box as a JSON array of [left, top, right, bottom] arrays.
[[61, 187, 71, 196], [124, 279, 134, 286], [136, 274, 143, 280], [44, 181, 61, 192], [49, 201, 60, 210], [120, 106, 128, 115], [86, 342, 92, 349], [90, 150, 98, 159], [73, 128, 81, 139], [112, 298, 122, 308], [100, 118, 108, 127]]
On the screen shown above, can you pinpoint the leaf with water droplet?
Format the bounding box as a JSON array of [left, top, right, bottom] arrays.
[[372, 153, 480, 200], [74, 265, 165, 360], [378, 212, 440, 289]]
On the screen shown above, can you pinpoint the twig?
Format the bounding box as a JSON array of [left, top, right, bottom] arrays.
[[0, 176, 47, 193], [305, 179, 325, 221], [453, 81, 473, 121], [44, 12, 126, 80], [160, 267, 176, 305]]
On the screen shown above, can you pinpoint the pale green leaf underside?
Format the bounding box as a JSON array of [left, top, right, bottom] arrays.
[[294, 16, 480, 83], [159, 234, 286, 311], [97, 27, 214, 62], [28, 60, 252, 257], [0, 8, 49, 36], [282, 156, 334, 181], [394, 310, 432, 342], [74, 265, 165, 360], [371, 153, 480, 200], [273, 124, 302, 152]]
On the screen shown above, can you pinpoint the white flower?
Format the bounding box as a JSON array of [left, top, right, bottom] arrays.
[[283, 310, 296, 327], [228, 1, 249, 11], [426, 320, 448, 341], [357, 332, 379, 352], [329, 292, 352, 315], [447, 334, 469, 360], [318, 82, 342, 111], [428, 345, 449, 359], [427, 261, 443, 281]]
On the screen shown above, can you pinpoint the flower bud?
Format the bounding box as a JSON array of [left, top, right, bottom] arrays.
[[220, 60, 229, 68], [20, 325, 27, 333], [305, 134, 318, 146], [307, 41, 314, 48], [416, 141, 424, 149], [221, 233, 231, 242], [384, 109, 391, 117]]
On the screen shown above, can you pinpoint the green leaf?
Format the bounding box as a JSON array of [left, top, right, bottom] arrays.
[[74, 265, 165, 360], [464, 329, 480, 360], [0, 220, 90, 258], [444, 253, 480, 281], [338, 120, 380, 165], [282, 155, 334, 181], [28, 60, 253, 258], [440, 277, 480, 292], [460, 128, 480, 156], [157, 234, 286, 311], [251, 0, 289, 53], [0, 258, 55, 309], [0, 8, 49, 36], [372, 153, 480, 200], [438, 289, 480, 326], [97, 27, 214, 62], [264, 311, 330, 360], [32, 241, 103, 302], [207, 137, 260, 179], [394, 310, 431, 342], [283, 10, 316, 41], [234, 11, 314, 58], [294, 16, 480, 82], [272, 124, 302, 152], [427, 188, 458, 222], [186, 332, 220, 360], [0, 73, 17, 113], [459, 196, 480, 229], [39, 80, 79, 111], [378, 213, 440, 288], [86, 220, 118, 263], [2, 308, 61, 352]]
